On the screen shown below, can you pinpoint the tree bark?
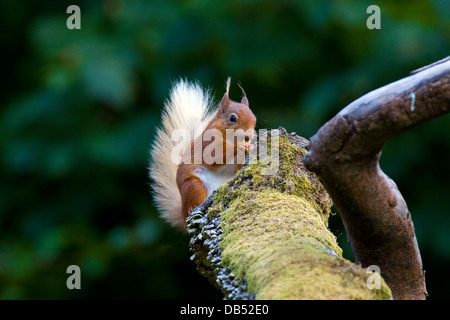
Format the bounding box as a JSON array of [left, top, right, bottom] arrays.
[[303, 57, 450, 300]]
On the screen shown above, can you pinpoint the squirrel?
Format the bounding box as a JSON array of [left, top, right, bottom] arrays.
[[149, 78, 257, 229]]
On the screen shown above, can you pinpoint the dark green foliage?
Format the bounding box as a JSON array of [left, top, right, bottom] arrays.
[[0, 0, 448, 299]]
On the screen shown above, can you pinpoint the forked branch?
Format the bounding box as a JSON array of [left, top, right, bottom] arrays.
[[303, 57, 450, 300]]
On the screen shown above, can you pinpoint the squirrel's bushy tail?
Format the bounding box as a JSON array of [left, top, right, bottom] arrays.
[[149, 79, 215, 228]]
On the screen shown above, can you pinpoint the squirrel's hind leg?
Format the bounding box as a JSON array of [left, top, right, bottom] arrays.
[[180, 177, 208, 223]]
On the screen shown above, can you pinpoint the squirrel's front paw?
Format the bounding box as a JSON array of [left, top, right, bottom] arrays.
[[188, 205, 197, 214], [237, 141, 250, 154]]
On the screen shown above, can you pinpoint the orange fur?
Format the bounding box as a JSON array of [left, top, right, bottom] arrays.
[[150, 78, 256, 229]]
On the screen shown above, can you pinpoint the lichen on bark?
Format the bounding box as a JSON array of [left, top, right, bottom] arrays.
[[187, 128, 392, 300]]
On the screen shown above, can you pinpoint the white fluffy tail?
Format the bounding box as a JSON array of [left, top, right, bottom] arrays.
[[149, 79, 215, 228]]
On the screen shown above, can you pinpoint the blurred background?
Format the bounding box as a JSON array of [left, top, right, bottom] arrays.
[[0, 0, 449, 299]]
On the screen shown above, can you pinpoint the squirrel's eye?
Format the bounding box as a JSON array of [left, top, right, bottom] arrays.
[[229, 114, 237, 122]]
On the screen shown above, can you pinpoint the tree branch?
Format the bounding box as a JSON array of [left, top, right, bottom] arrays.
[[187, 129, 391, 299], [303, 57, 450, 300]]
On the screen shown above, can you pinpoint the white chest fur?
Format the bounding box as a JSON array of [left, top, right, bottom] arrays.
[[193, 164, 238, 196]]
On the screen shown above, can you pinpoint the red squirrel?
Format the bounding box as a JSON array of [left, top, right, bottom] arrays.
[[149, 78, 256, 228]]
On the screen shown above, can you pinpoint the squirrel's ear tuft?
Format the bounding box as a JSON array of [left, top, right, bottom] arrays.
[[220, 77, 232, 111], [225, 77, 231, 95], [238, 82, 248, 107], [219, 92, 231, 111], [240, 96, 249, 107]]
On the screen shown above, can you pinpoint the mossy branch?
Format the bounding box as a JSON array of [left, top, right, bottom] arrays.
[[187, 129, 391, 300]]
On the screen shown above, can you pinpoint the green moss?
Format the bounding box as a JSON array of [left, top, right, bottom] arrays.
[[207, 132, 392, 299], [212, 135, 332, 222]]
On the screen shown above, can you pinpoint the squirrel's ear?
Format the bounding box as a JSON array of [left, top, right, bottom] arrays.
[[237, 82, 249, 107], [219, 92, 231, 111]]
